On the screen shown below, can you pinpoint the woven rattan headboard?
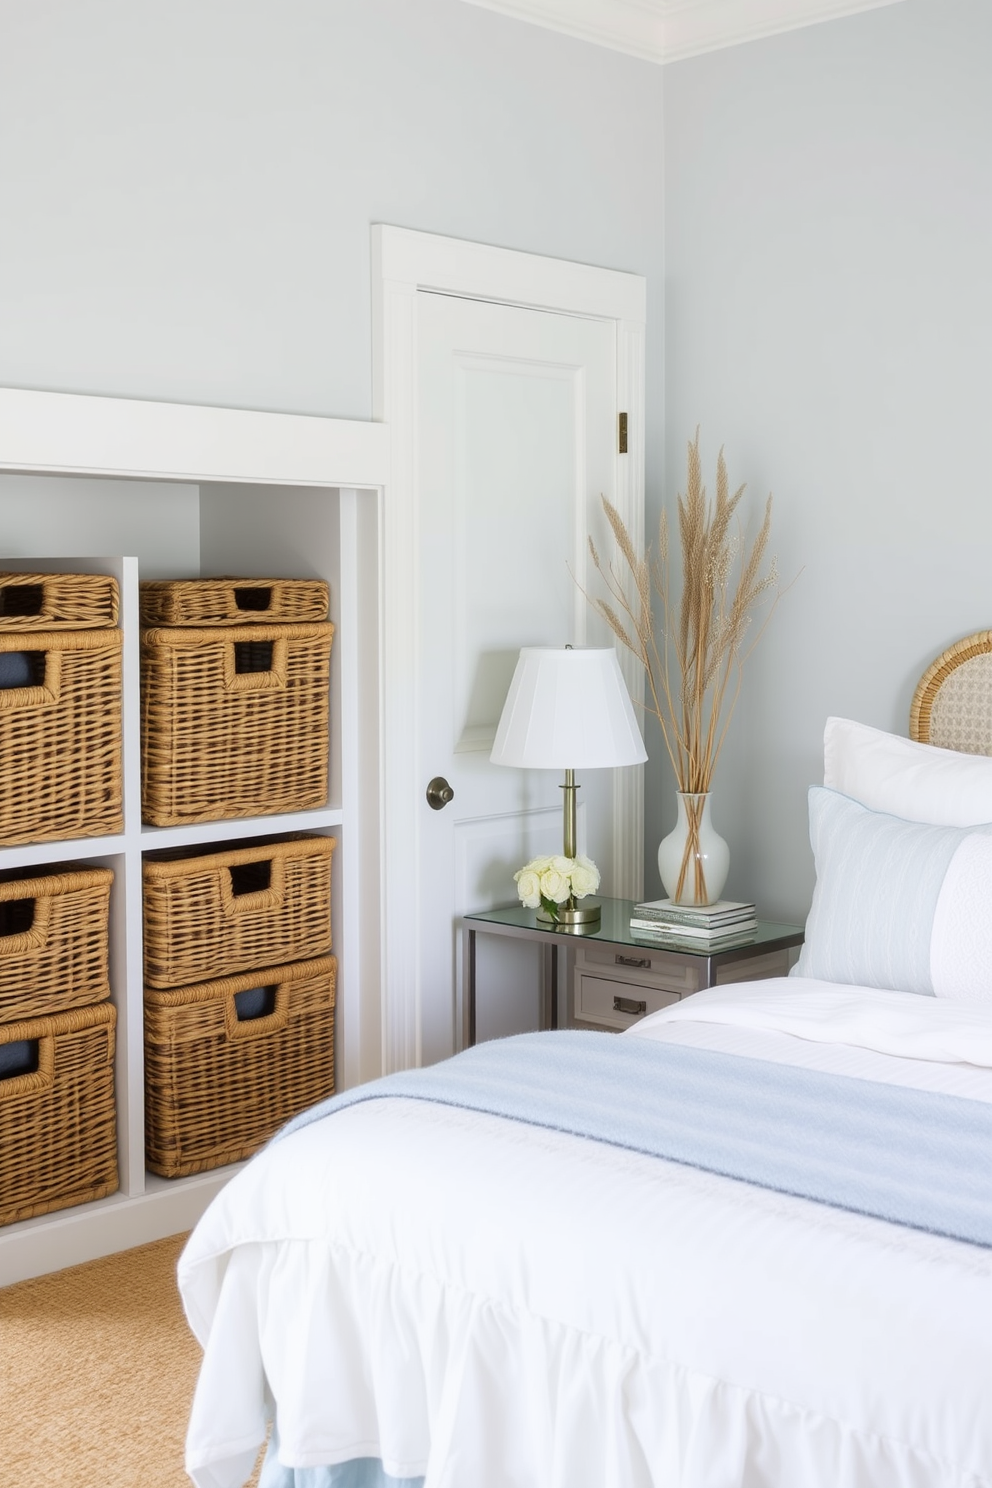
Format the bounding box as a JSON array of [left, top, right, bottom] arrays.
[[910, 631, 992, 755]]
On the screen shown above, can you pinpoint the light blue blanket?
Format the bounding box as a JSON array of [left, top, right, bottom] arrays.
[[260, 1439, 420, 1488], [278, 1027, 992, 1248], [260, 1430, 422, 1488], [262, 1028, 992, 1487]]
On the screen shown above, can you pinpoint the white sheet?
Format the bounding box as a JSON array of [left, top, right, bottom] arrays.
[[630, 977, 992, 1096], [180, 979, 992, 1488]]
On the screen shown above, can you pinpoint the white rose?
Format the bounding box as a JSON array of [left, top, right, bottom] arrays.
[[514, 867, 543, 908], [540, 867, 571, 904], [551, 854, 574, 875], [570, 857, 600, 898], [526, 855, 554, 874]]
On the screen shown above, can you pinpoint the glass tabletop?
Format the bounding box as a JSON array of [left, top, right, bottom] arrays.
[[463, 896, 804, 957]]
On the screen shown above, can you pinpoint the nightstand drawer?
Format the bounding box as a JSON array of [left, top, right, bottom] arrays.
[[575, 973, 681, 1031], [574, 942, 701, 995]]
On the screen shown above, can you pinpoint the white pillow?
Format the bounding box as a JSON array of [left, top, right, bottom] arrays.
[[823, 716, 992, 827]]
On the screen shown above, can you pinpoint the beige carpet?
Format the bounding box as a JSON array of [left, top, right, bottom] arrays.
[[0, 1232, 265, 1488]]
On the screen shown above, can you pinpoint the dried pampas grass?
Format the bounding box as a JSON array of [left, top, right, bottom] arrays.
[[589, 428, 780, 797]]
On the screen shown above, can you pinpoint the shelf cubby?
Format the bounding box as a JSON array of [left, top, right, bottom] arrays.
[[0, 421, 385, 1283]]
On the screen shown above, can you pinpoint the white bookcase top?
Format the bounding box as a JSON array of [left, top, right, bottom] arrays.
[[0, 386, 389, 489]]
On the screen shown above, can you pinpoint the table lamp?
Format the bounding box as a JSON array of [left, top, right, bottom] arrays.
[[490, 645, 647, 925]]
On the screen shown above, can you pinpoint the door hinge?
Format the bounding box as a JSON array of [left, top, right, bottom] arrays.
[[618, 412, 628, 454]]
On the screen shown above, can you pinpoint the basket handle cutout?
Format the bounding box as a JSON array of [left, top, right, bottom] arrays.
[[223, 637, 289, 694], [0, 650, 62, 711], [233, 984, 277, 1021], [0, 895, 51, 955], [0, 651, 46, 690], [0, 1035, 53, 1098], [220, 854, 286, 914], [229, 859, 271, 897], [0, 1038, 39, 1080], [0, 583, 44, 618], [225, 983, 289, 1040], [234, 586, 272, 613], [234, 640, 273, 674]]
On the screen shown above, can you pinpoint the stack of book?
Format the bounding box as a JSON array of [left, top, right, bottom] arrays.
[[629, 898, 758, 951]]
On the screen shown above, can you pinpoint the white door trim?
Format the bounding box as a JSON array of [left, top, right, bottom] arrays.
[[372, 225, 647, 1074]]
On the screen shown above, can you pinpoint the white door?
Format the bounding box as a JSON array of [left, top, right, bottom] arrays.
[[415, 290, 622, 1064]]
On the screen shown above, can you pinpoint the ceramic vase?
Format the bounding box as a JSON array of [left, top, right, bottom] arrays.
[[657, 791, 730, 907]]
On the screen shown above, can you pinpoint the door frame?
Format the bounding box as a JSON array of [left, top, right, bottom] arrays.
[[372, 225, 647, 1073]]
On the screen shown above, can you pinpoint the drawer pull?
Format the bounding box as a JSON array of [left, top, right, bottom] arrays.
[[616, 954, 651, 969], [613, 995, 647, 1016]]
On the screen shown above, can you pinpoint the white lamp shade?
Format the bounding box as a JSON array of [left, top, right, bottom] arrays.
[[490, 647, 647, 770]]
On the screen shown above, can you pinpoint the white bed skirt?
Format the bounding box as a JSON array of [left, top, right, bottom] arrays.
[[180, 983, 992, 1488]]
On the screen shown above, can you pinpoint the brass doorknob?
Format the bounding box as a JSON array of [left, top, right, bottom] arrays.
[[426, 776, 455, 811]]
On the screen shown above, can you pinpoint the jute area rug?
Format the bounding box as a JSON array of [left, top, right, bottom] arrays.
[[0, 1231, 265, 1488]]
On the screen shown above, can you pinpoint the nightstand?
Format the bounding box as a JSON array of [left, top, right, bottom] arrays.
[[461, 897, 804, 1044]]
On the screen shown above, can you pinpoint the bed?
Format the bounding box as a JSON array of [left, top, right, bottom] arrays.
[[178, 709, 992, 1488]]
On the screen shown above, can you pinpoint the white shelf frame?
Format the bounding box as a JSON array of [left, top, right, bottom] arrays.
[[0, 388, 388, 1286]]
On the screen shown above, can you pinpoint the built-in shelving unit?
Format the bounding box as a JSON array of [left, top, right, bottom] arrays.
[[0, 388, 388, 1285]]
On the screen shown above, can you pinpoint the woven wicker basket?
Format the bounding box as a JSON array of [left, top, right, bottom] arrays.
[[0, 629, 123, 845], [143, 834, 334, 989], [140, 621, 333, 826], [0, 1001, 117, 1226], [0, 572, 119, 630], [144, 955, 336, 1178], [140, 578, 328, 628], [0, 865, 112, 1023]]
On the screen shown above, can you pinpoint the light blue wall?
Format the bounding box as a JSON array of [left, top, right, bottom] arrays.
[[15, 0, 981, 924], [1, 0, 667, 903], [659, 0, 992, 918], [0, 0, 664, 422], [0, 477, 200, 576]]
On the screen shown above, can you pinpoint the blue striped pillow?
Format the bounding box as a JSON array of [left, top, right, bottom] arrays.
[[793, 787, 992, 998]]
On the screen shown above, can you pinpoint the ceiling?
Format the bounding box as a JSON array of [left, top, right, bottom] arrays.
[[458, 0, 904, 64]]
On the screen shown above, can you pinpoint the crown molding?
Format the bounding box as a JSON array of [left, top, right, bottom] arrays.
[[460, 0, 664, 60], [458, 0, 904, 64]]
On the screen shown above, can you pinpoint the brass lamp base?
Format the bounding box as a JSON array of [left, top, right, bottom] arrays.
[[537, 899, 601, 928]]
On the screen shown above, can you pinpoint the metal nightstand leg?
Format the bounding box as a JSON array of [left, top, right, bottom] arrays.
[[465, 926, 557, 1047], [464, 926, 477, 1049], [550, 943, 559, 1031]]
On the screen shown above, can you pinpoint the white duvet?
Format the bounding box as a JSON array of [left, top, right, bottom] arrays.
[[179, 979, 992, 1488]]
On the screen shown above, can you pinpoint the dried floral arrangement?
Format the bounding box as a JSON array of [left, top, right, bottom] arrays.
[[588, 430, 781, 897]]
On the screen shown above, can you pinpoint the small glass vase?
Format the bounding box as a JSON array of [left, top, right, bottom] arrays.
[[657, 792, 730, 907]]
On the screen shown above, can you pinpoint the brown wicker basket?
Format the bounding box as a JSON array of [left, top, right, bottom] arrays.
[[0, 865, 113, 1023], [0, 1001, 117, 1226], [0, 572, 119, 630], [142, 834, 334, 989], [0, 628, 123, 845], [140, 578, 328, 628], [140, 621, 333, 826], [144, 956, 336, 1178]]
